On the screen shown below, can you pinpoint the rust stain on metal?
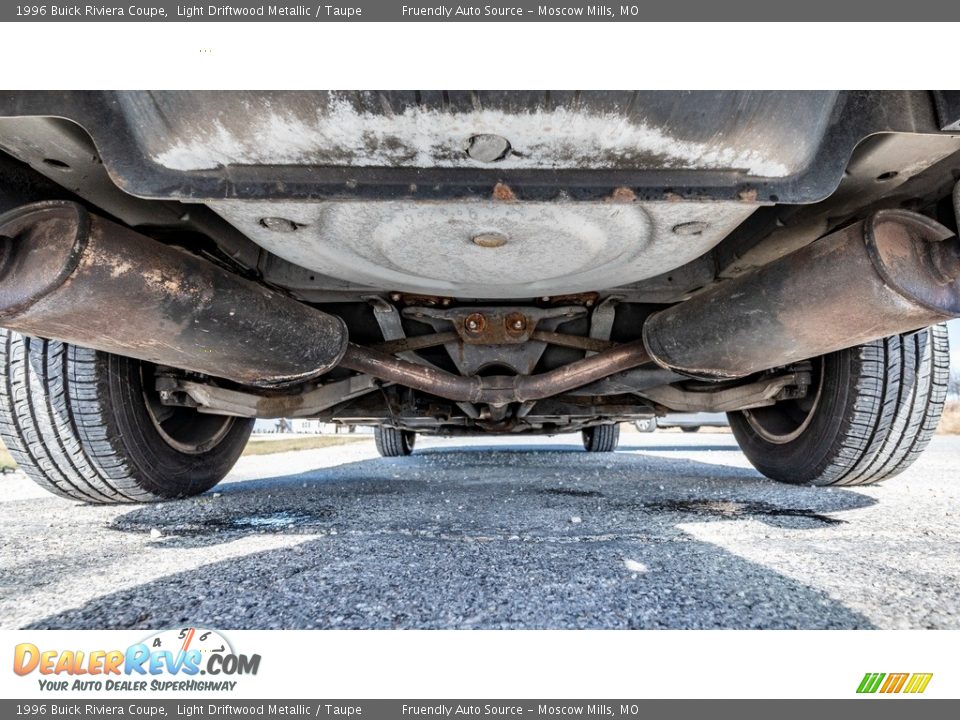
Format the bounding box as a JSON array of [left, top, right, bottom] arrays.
[[541, 291, 600, 307], [492, 182, 517, 202], [738, 188, 759, 202], [608, 187, 636, 203], [141, 268, 183, 295], [395, 293, 451, 307], [472, 232, 508, 248]]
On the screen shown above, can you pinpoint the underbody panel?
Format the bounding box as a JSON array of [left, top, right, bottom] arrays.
[[209, 197, 753, 297]]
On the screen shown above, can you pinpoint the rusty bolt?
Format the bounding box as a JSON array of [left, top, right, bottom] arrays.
[[492, 182, 517, 202], [472, 232, 508, 248], [505, 312, 527, 337], [464, 313, 486, 335], [609, 187, 636, 203]]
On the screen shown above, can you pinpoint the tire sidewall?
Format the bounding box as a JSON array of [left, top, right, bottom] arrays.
[[729, 349, 860, 484], [101, 352, 253, 498]]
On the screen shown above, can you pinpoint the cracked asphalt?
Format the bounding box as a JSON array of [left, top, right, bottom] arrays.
[[2, 430, 959, 629]]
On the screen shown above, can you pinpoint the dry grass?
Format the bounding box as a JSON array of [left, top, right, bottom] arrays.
[[0, 439, 14, 470], [938, 401, 960, 435], [242, 434, 369, 456], [0, 434, 369, 470]]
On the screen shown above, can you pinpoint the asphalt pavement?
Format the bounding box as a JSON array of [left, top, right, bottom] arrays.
[[2, 430, 959, 630]]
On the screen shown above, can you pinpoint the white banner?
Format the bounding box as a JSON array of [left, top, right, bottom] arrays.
[[2, 629, 957, 700]]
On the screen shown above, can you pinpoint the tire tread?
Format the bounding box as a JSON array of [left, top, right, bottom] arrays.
[[731, 325, 949, 486], [583, 424, 620, 452], [0, 329, 250, 503], [375, 426, 414, 457]]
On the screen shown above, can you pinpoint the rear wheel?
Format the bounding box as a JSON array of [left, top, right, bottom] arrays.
[[582, 423, 620, 452], [374, 426, 415, 457], [729, 324, 949, 486], [635, 419, 657, 433], [0, 329, 253, 503]]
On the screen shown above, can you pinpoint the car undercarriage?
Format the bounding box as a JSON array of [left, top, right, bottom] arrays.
[[0, 90, 958, 501]]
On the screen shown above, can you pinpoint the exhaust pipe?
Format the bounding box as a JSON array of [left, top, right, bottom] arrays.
[[0, 202, 348, 386], [339, 339, 652, 405], [0, 202, 956, 404], [643, 209, 960, 379]]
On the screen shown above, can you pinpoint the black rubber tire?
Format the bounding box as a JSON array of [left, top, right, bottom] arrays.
[[0, 329, 253, 503], [635, 419, 657, 433], [374, 426, 415, 457], [729, 324, 949, 486], [681, 426, 701, 433], [582, 423, 620, 452]]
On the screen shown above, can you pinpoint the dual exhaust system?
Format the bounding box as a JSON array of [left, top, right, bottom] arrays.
[[0, 201, 958, 404]]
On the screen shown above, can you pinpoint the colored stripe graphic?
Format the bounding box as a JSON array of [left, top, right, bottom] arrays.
[[857, 673, 885, 693], [880, 673, 909, 693], [903, 673, 933, 694], [857, 672, 932, 694]]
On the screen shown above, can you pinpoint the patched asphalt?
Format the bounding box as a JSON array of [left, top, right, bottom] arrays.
[[2, 431, 959, 629]]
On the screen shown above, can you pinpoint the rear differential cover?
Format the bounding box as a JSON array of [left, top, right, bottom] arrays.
[[211, 199, 755, 298]]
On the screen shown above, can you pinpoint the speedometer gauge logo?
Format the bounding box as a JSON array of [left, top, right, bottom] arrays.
[[142, 627, 235, 660]]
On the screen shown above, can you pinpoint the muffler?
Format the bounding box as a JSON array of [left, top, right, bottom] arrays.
[[0, 202, 348, 386], [643, 209, 960, 379]]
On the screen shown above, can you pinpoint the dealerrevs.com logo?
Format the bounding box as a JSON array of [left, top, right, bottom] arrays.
[[13, 627, 260, 692], [857, 673, 933, 694]]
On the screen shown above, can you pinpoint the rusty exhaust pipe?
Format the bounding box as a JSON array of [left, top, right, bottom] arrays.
[[0, 202, 348, 386], [339, 339, 652, 405], [643, 209, 960, 379]]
